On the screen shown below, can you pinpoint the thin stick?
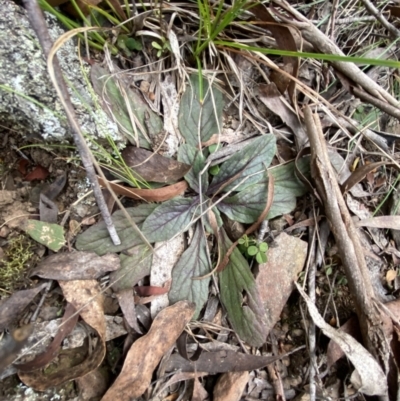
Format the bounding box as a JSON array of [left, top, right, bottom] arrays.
[[361, 0, 400, 39], [22, 0, 121, 246]]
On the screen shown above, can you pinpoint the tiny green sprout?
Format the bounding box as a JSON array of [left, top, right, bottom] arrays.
[[151, 39, 171, 57], [209, 165, 220, 176], [238, 235, 268, 263], [117, 35, 143, 56], [208, 143, 222, 154]]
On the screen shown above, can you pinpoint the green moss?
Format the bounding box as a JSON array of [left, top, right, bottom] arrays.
[[0, 234, 36, 292]]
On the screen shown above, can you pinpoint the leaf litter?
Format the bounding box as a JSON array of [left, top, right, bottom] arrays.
[[2, 0, 400, 399]]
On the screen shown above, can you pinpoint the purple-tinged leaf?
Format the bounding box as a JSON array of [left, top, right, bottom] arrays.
[[177, 144, 208, 193], [169, 223, 211, 319], [218, 230, 268, 347], [75, 204, 157, 255], [142, 197, 197, 242], [110, 244, 152, 292], [178, 75, 224, 147], [217, 161, 308, 223], [209, 135, 276, 193]]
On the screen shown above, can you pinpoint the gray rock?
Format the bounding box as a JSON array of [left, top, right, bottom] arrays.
[[0, 0, 122, 144]]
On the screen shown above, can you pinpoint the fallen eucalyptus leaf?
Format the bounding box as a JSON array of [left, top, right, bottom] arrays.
[[165, 350, 282, 374], [19, 280, 106, 391], [213, 371, 249, 401], [0, 284, 47, 331], [98, 177, 188, 202], [355, 215, 400, 230], [31, 252, 119, 280], [101, 301, 195, 401], [121, 146, 191, 183]]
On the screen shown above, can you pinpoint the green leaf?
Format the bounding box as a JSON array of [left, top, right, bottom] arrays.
[[91, 64, 163, 148], [256, 252, 267, 264], [209, 135, 276, 193], [209, 165, 220, 176], [75, 204, 157, 255], [218, 160, 309, 223], [177, 144, 208, 193], [208, 143, 222, 153], [178, 75, 224, 147], [110, 244, 152, 292], [23, 220, 65, 252], [169, 223, 211, 319], [218, 229, 268, 347], [142, 197, 197, 242], [247, 245, 258, 256], [259, 242, 268, 252], [124, 37, 142, 51]]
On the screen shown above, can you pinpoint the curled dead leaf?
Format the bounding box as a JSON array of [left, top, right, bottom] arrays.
[[18, 280, 106, 391], [121, 146, 191, 183], [98, 177, 188, 202]]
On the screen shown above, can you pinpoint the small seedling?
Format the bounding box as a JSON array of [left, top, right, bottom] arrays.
[[151, 39, 171, 57], [238, 235, 269, 264]]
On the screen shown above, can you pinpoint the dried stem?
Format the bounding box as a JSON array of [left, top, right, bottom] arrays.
[[304, 106, 390, 395], [22, 0, 121, 246]]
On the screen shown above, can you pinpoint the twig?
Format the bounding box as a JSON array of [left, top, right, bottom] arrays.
[[307, 210, 317, 401], [361, 0, 400, 39], [303, 106, 390, 396], [270, 0, 399, 107], [22, 0, 121, 246], [30, 280, 53, 323], [352, 86, 400, 121]]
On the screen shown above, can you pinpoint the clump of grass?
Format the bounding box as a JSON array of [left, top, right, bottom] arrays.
[[0, 234, 36, 292]]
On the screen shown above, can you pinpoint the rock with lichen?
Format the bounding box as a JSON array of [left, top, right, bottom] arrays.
[[0, 0, 122, 145]]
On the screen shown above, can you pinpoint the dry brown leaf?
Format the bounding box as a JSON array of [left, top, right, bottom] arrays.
[[153, 372, 208, 400], [355, 216, 400, 230], [256, 232, 307, 335], [115, 289, 142, 333], [259, 84, 308, 148], [76, 368, 110, 401], [0, 325, 33, 374], [98, 177, 188, 202], [0, 283, 47, 331], [192, 377, 209, 401], [122, 147, 191, 183], [101, 300, 195, 401], [387, 270, 397, 282], [18, 280, 106, 391], [213, 371, 249, 401], [251, 4, 299, 102], [31, 252, 119, 281], [341, 162, 397, 193], [56, 0, 102, 16], [16, 303, 78, 372], [165, 350, 283, 374]]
